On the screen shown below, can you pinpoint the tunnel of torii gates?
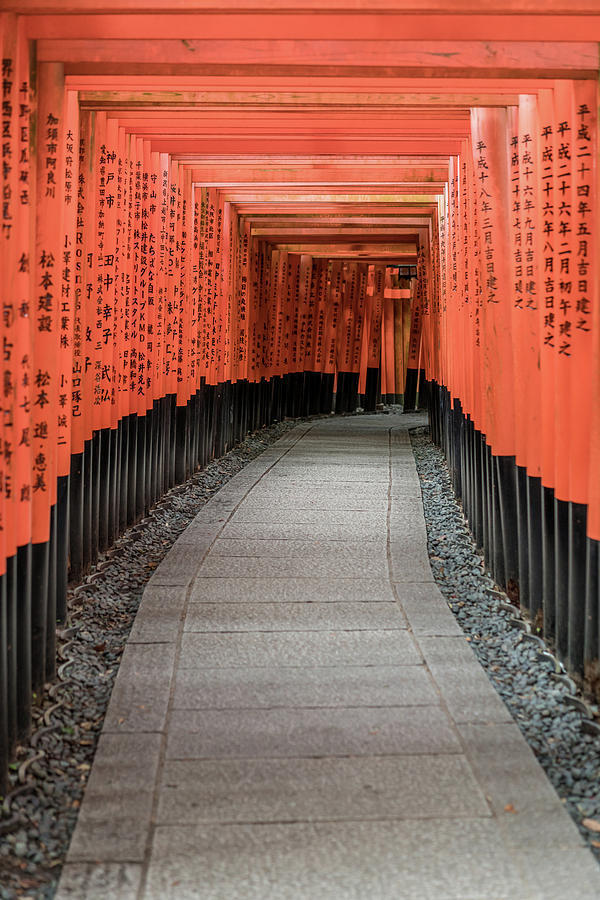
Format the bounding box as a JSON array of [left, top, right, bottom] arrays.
[[0, 1, 599, 787]]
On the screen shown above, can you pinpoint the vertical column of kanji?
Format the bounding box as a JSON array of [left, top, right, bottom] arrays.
[[288, 254, 300, 385], [368, 264, 384, 379], [569, 86, 595, 500], [1, 15, 30, 762], [237, 220, 250, 385], [471, 109, 515, 457], [341, 262, 357, 381], [248, 237, 260, 384], [406, 259, 424, 413], [85, 112, 103, 554], [112, 125, 126, 520], [468, 141, 485, 433], [204, 188, 215, 387], [430, 209, 443, 390], [471, 107, 517, 591], [1, 18, 17, 597], [460, 143, 473, 421], [583, 81, 600, 670], [126, 135, 140, 514], [353, 263, 368, 382], [196, 186, 207, 393], [190, 184, 200, 406], [146, 148, 160, 500], [304, 256, 317, 381], [100, 118, 119, 549], [141, 141, 153, 418], [550, 82, 577, 662], [0, 12, 10, 785], [154, 155, 169, 487], [258, 241, 275, 384], [55, 89, 79, 621], [269, 249, 281, 383], [135, 139, 147, 424], [383, 269, 396, 403], [537, 90, 557, 514], [176, 164, 189, 409], [324, 260, 342, 379], [138, 139, 153, 507], [70, 109, 90, 570], [277, 251, 289, 381], [434, 192, 447, 395], [297, 254, 311, 378], [241, 232, 253, 384], [221, 200, 232, 391], [569, 80, 597, 673], [515, 98, 542, 481], [175, 164, 190, 480], [393, 279, 404, 402], [118, 131, 132, 524], [214, 195, 225, 391], [446, 156, 459, 407], [92, 112, 109, 536], [336, 263, 348, 390], [262, 241, 272, 386], [312, 260, 327, 382], [553, 82, 576, 508], [0, 16, 9, 625], [171, 158, 184, 476], [418, 237, 433, 406], [357, 266, 373, 399], [32, 61, 65, 691], [121, 133, 134, 520], [166, 158, 178, 405], [509, 106, 528, 471]]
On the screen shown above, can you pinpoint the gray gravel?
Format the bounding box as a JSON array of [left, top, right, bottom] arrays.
[[0, 417, 302, 900], [410, 424, 600, 864]]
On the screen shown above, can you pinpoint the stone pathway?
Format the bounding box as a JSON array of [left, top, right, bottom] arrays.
[[56, 413, 600, 900]]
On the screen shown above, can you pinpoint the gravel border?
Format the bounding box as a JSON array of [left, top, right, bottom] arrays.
[[0, 417, 307, 900], [410, 424, 600, 864]]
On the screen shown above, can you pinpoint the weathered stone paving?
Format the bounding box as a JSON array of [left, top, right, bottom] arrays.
[[57, 413, 600, 900]]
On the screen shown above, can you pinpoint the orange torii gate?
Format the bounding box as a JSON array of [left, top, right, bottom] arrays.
[[0, 1, 599, 796]]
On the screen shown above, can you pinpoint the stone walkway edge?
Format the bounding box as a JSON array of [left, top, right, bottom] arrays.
[[56, 413, 600, 900]]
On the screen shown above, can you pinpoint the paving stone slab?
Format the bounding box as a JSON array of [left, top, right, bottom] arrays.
[[103, 642, 177, 733], [149, 543, 212, 586], [495, 803, 587, 852], [389, 541, 435, 582], [157, 754, 490, 825], [457, 722, 572, 815], [232, 507, 388, 526], [128, 585, 187, 643], [145, 818, 522, 900], [198, 555, 386, 579], [189, 577, 395, 603], [393, 583, 462, 635], [512, 846, 600, 900], [184, 601, 406, 633], [169, 523, 222, 548], [417, 636, 514, 724], [249, 481, 389, 496], [173, 664, 438, 710], [266, 467, 389, 481], [238, 496, 388, 512], [219, 522, 384, 541], [66, 733, 161, 862], [166, 705, 460, 759], [208, 538, 387, 559], [56, 863, 142, 900], [179, 629, 421, 668]]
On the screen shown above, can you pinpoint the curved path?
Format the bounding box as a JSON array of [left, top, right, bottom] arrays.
[[57, 413, 600, 900]]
